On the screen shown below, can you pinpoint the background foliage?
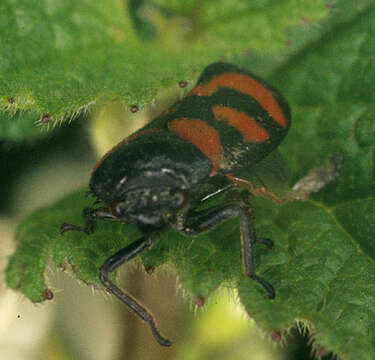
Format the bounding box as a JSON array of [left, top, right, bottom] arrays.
[[2, 1, 375, 359]]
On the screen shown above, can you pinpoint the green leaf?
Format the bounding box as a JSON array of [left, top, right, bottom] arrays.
[[236, 2, 375, 359], [0, 0, 328, 139], [5, 1, 375, 360], [239, 197, 375, 358], [6, 188, 146, 301]]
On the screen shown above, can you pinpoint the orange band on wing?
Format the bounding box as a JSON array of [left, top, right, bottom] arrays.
[[169, 118, 222, 171], [190, 73, 287, 127], [213, 106, 269, 143]]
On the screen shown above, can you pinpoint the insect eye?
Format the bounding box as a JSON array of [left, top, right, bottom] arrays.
[[172, 190, 188, 208], [110, 202, 121, 217]]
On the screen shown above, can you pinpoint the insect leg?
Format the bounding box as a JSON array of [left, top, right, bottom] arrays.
[[99, 235, 172, 347], [61, 210, 172, 345], [181, 202, 275, 299], [61, 207, 119, 235]]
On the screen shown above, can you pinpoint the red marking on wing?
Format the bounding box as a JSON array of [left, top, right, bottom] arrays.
[[169, 118, 222, 171], [91, 128, 160, 176], [190, 73, 288, 127], [213, 106, 269, 143]]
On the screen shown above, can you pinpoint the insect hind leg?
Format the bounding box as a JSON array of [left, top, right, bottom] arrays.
[[180, 201, 275, 299]]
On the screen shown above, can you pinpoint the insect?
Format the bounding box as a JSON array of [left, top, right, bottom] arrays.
[[61, 62, 291, 346]]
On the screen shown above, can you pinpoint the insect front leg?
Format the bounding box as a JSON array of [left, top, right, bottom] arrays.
[[60, 207, 120, 235], [180, 202, 275, 299], [99, 234, 172, 347]]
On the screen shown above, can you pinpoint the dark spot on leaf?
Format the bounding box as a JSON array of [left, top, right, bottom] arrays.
[[45, 289, 54, 300], [8, 97, 14, 104], [178, 81, 187, 88], [194, 294, 205, 307], [130, 105, 139, 113], [271, 330, 282, 342], [17, 314, 20, 319], [41, 114, 50, 124], [145, 266, 154, 274]]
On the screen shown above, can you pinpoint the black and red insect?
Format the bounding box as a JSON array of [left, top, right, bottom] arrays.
[[61, 62, 291, 346]]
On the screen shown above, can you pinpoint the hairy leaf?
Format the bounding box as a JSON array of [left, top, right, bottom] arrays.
[[236, 2, 375, 359], [0, 0, 327, 138]]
